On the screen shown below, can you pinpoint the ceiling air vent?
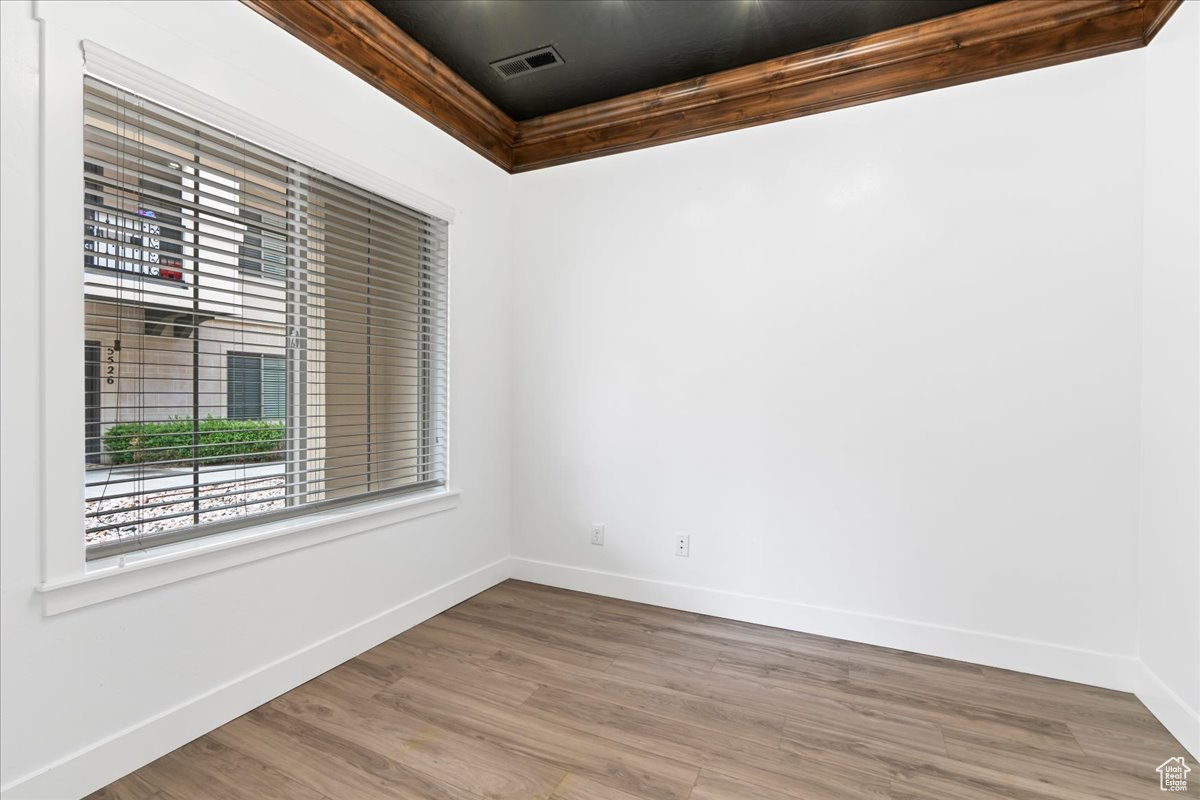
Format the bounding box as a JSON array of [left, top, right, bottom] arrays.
[[490, 46, 564, 80]]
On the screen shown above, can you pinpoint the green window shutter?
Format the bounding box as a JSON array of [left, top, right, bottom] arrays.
[[261, 355, 286, 419], [227, 354, 262, 420], [260, 228, 287, 277]]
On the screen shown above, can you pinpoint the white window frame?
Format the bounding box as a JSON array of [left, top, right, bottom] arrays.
[[35, 17, 460, 615]]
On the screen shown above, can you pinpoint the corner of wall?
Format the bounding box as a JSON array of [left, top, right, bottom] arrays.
[[1133, 0, 1200, 763], [1137, 660, 1200, 760]]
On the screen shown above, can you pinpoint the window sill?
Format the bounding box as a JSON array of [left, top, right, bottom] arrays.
[[38, 488, 461, 615]]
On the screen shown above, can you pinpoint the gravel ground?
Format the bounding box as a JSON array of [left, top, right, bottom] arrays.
[[85, 476, 285, 544]]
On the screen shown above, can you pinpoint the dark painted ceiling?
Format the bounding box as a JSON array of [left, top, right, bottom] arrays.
[[369, 0, 997, 120]]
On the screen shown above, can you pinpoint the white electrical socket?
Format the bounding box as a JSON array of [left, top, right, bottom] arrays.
[[675, 535, 690, 557], [591, 524, 605, 546]]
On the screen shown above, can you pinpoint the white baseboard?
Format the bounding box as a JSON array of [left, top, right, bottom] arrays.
[[1, 557, 512, 800], [8, 555, 1187, 799], [510, 558, 1138, 693], [1136, 661, 1200, 761]]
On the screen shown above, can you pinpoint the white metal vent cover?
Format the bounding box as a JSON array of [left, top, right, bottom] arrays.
[[490, 45, 565, 80]]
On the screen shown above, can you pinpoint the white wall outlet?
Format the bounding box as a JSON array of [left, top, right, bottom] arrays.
[[590, 524, 605, 546], [675, 535, 690, 557]]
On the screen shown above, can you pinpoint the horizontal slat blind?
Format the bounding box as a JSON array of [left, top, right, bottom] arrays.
[[83, 76, 449, 559]]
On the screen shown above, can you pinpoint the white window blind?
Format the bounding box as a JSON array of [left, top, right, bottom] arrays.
[[83, 76, 449, 559]]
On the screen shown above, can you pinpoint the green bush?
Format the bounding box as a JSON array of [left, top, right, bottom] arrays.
[[103, 417, 284, 466]]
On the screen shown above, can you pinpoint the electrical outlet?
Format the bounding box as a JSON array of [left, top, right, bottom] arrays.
[[590, 524, 605, 546], [675, 535, 690, 557]]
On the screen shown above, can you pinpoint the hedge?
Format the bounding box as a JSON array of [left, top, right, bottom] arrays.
[[103, 418, 284, 466]]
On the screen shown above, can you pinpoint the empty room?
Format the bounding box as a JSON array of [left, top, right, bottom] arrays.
[[1, 0, 1198, 798]]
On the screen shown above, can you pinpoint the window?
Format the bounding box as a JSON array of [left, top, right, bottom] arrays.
[[84, 164, 186, 283], [83, 77, 449, 560], [227, 353, 286, 420], [238, 209, 287, 277]]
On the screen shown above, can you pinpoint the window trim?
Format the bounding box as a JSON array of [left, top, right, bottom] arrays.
[[79, 41, 456, 224], [36, 18, 458, 604], [40, 488, 462, 615]]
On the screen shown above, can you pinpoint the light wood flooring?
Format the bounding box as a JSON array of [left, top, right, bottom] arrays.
[[90, 579, 1187, 799]]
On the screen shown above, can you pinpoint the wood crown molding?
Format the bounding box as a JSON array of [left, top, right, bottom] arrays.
[[242, 0, 517, 169], [1143, 0, 1185, 42], [243, 0, 1183, 174]]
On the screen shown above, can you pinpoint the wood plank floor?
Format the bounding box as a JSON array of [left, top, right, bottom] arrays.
[[90, 580, 1187, 800]]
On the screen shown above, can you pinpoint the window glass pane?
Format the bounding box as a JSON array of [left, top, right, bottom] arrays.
[[83, 77, 448, 559], [261, 355, 286, 420]]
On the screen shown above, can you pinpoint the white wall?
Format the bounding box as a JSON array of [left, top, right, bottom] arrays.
[[3, 1, 1197, 795], [1138, 1, 1200, 759], [0, 1, 511, 797], [511, 50, 1148, 687]]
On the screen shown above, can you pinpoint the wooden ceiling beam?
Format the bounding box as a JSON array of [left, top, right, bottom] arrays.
[[243, 0, 1183, 175]]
